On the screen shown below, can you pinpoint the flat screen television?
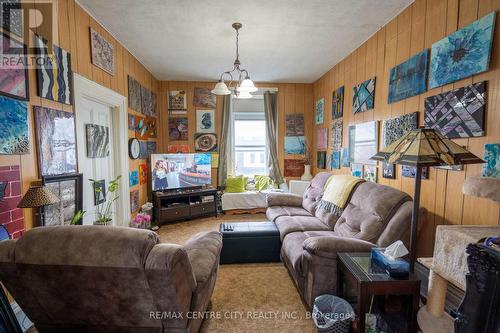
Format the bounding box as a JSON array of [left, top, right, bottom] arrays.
[[151, 153, 212, 191]]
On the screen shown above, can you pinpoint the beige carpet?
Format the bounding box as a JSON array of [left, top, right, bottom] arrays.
[[157, 214, 316, 333]]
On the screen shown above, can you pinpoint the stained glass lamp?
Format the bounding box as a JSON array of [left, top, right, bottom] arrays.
[[18, 186, 60, 226], [370, 128, 484, 271]]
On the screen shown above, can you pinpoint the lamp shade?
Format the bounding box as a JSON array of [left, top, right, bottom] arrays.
[[18, 186, 60, 208], [237, 77, 258, 93], [235, 90, 252, 99], [211, 81, 231, 95], [370, 128, 484, 167]]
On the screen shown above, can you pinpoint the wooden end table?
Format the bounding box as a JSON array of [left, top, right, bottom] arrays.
[[337, 253, 420, 333]]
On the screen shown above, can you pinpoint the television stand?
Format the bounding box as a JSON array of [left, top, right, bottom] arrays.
[[153, 188, 218, 225]]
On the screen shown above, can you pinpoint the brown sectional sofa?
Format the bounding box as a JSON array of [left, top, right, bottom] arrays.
[[0, 226, 222, 333], [267, 172, 418, 307]]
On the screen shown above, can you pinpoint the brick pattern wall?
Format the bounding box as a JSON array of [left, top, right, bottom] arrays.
[[0, 165, 25, 239]]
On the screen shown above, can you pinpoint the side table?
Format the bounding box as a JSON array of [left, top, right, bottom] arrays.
[[337, 252, 420, 333]]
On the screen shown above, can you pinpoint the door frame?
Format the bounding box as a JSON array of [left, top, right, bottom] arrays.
[[73, 73, 130, 226]]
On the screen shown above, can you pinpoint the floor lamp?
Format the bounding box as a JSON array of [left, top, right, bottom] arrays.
[[370, 128, 484, 272]]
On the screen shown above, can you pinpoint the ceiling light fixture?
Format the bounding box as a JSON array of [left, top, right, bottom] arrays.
[[212, 23, 257, 96]]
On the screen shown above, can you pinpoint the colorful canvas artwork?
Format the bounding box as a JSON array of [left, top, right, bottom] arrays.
[[284, 136, 305, 155], [332, 86, 344, 119], [168, 90, 187, 114], [402, 166, 429, 179], [168, 144, 190, 153], [130, 190, 139, 213], [139, 164, 147, 185], [388, 50, 428, 104], [429, 12, 496, 89], [482, 143, 500, 178], [317, 151, 326, 169], [146, 117, 157, 138], [348, 121, 378, 165], [129, 170, 139, 187], [138, 141, 148, 159], [353, 78, 375, 113], [424, 82, 486, 138], [382, 112, 418, 147], [331, 151, 341, 169], [129, 115, 156, 139], [169, 117, 188, 141], [315, 98, 324, 124], [0, 96, 28, 154], [0, 165, 24, 235], [326, 153, 332, 170], [128, 114, 136, 130], [341, 148, 350, 167], [285, 114, 305, 136], [146, 142, 157, 155], [34, 106, 77, 176], [43, 173, 83, 226], [35, 35, 72, 105], [364, 165, 377, 183], [140, 86, 153, 116], [331, 119, 342, 151], [351, 163, 363, 178], [1, 0, 23, 37], [317, 128, 328, 150], [196, 110, 215, 133], [86, 124, 110, 158], [284, 159, 305, 177], [90, 28, 115, 75], [128, 76, 142, 113], [0, 32, 28, 100], [382, 162, 396, 179], [194, 133, 218, 152], [193, 87, 216, 108]]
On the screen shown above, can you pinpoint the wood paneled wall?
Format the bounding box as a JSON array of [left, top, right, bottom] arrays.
[[159, 81, 314, 186], [312, 0, 500, 256], [0, 0, 159, 231]]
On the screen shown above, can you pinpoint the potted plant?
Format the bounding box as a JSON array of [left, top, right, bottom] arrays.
[[301, 142, 313, 181], [90, 176, 121, 225]]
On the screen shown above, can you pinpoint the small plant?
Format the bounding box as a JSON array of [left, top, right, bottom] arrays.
[[90, 176, 121, 225], [70, 210, 86, 225]]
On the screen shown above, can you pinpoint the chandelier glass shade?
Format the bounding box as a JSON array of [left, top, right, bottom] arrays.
[[212, 23, 256, 97]]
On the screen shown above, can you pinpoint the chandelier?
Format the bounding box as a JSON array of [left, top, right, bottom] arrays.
[[211, 22, 257, 98]]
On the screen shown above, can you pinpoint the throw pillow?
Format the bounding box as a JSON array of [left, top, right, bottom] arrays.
[[254, 175, 271, 191], [225, 175, 247, 193]]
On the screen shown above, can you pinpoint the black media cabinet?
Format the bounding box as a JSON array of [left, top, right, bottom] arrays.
[[153, 188, 218, 225]]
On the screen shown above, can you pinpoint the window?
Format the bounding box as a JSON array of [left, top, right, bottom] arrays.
[[232, 112, 267, 176]]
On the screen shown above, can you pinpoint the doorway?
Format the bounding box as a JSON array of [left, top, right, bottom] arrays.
[[73, 74, 130, 226]]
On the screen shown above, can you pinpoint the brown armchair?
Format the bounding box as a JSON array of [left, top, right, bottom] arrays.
[[0, 226, 222, 333]]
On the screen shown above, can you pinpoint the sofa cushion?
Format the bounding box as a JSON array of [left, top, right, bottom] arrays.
[[334, 182, 411, 243], [281, 232, 309, 276], [275, 215, 330, 241], [266, 206, 312, 222], [183, 231, 222, 284], [302, 172, 331, 215]]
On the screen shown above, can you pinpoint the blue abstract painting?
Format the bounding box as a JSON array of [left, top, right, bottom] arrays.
[[284, 136, 305, 155], [0, 95, 28, 154], [129, 170, 139, 187], [482, 143, 500, 178], [315, 98, 324, 124], [388, 50, 428, 103], [353, 78, 375, 113], [341, 147, 350, 167], [331, 151, 341, 169], [429, 12, 496, 89]]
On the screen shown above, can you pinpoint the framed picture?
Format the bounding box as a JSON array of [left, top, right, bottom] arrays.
[[93, 179, 106, 206], [128, 76, 142, 113], [130, 190, 139, 213], [193, 87, 216, 108], [86, 124, 110, 158], [317, 151, 326, 169], [332, 86, 344, 119], [0, 96, 29, 154], [351, 163, 363, 178], [317, 128, 328, 150], [382, 162, 396, 179], [388, 50, 428, 104], [1, 0, 23, 38], [34, 106, 77, 176], [285, 114, 305, 136], [402, 165, 429, 179], [169, 117, 188, 141], [0, 32, 29, 100], [315, 98, 324, 124], [42, 173, 83, 226], [168, 90, 187, 111], [194, 133, 218, 152], [348, 121, 378, 165], [90, 27, 115, 76], [196, 109, 215, 133], [35, 35, 72, 105], [364, 165, 377, 183]]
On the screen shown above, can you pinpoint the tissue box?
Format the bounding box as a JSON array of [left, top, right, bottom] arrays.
[[371, 248, 409, 278]]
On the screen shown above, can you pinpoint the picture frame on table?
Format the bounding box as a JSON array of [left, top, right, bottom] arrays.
[[41, 173, 83, 226]]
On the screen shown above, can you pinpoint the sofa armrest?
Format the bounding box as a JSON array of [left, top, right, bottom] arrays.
[[266, 192, 303, 207], [303, 236, 375, 260], [183, 231, 222, 283]]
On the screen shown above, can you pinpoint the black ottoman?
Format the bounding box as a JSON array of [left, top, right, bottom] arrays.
[[219, 222, 281, 264]]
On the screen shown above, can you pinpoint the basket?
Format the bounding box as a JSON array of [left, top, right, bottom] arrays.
[[312, 295, 354, 333]]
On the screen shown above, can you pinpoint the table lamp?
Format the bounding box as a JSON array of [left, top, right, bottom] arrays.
[[370, 128, 484, 272], [18, 186, 60, 226]]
